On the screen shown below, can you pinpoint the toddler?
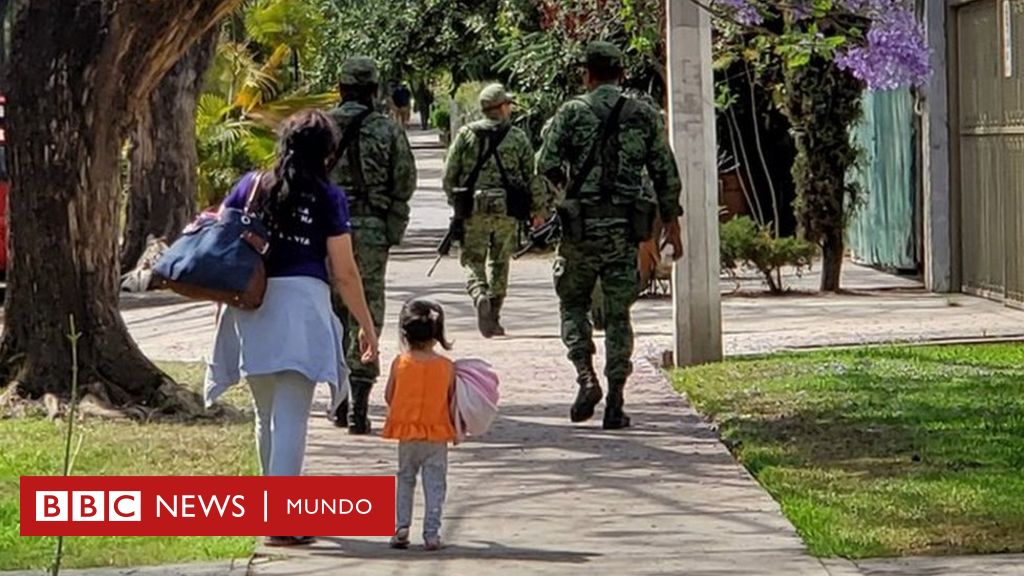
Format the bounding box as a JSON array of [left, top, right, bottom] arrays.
[[382, 298, 456, 551]]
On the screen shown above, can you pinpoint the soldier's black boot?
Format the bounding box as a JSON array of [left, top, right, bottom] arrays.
[[475, 297, 495, 338], [330, 398, 349, 428], [570, 358, 603, 423], [490, 296, 506, 336], [348, 381, 373, 435], [602, 377, 631, 430]]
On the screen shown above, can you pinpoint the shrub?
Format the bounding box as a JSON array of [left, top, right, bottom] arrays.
[[720, 216, 817, 293], [430, 104, 451, 134]]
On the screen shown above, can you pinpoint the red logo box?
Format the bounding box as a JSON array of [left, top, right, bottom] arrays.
[[20, 476, 395, 536]]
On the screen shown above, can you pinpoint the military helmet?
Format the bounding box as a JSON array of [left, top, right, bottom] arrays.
[[479, 83, 515, 111], [583, 41, 625, 70], [340, 57, 380, 87]]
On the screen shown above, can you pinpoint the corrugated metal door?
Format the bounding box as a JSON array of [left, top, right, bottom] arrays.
[[847, 89, 918, 271], [955, 0, 1024, 304]]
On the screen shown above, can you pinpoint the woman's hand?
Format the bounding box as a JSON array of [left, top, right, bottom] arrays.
[[358, 326, 379, 364]]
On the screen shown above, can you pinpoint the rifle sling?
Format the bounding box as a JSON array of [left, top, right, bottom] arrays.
[[565, 95, 627, 201], [463, 124, 511, 194]]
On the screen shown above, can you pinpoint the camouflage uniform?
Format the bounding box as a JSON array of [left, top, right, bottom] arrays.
[[328, 57, 417, 434], [443, 84, 544, 337], [536, 42, 682, 428]]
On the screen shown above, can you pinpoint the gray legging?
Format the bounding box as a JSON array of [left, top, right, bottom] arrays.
[[396, 441, 448, 539], [248, 371, 316, 476]]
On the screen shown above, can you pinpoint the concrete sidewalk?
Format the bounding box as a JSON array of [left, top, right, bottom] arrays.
[[107, 129, 1024, 575]]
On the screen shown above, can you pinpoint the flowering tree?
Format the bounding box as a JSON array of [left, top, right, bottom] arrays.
[[711, 0, 928, 291]]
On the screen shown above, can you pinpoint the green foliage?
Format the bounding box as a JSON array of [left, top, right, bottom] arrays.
[[783, 54, 863, 253], [0, 363, 256, 571], [309, 0, 503, 91], [196, 0, 337, 207], [720, 216, 817, 293], [429, 102, 450, 133], [715, 13, 867, 290], [453, 81, 486, 127], [673, 344, 1024, 557]]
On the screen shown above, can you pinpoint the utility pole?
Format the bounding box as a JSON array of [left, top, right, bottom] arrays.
[[666, 0, 723, 365]]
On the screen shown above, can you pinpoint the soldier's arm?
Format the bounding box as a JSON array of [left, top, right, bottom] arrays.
[[516, 132, 549, 218], [390, 125, 417, 203], [442, 128, 470, 204], [645, 108, 683, 221], [536, 107, 570, 190]]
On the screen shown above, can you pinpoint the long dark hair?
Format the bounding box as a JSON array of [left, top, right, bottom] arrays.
[[400, 298, 452, 351], [252, 110, 340, 234]]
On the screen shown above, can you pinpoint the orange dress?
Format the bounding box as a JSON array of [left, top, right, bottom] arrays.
[[382, 353, 457, 443]]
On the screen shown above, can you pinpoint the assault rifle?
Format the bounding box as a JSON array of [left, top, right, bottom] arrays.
[[427, 218, 464, 277], [513, 214, 560, 259]]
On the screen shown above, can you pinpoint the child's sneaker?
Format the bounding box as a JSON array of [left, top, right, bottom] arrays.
[[423, 535, 442, 551], [389, 527, 410, 549]]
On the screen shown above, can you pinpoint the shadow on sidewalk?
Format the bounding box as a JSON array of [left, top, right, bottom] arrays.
[[307, 537, 597, 563]]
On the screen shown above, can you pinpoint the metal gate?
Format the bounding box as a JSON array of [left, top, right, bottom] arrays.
[[955, 0, 1024, 304]]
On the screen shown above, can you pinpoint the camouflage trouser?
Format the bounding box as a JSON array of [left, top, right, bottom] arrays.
[[460, 212, 518, 305], [332, 219, 389, 387], [554, 225, 638, 382]]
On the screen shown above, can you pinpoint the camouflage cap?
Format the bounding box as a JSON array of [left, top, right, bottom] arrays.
[[584, 41, 625, 69], [479, 83, 514, 111], [339, 57, 380, 86]]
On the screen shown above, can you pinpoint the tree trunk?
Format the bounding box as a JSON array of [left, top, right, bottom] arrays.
[[820, 231, 844, 293], [121, 32, 217, 272], [0, 0, 8, 86], [3, 0, 241, 411]]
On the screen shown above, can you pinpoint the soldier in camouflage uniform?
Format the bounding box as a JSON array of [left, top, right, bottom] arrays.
[[443, 84, 545, 338], [536, 42, 683, 430], [327, 57, 417, 434]]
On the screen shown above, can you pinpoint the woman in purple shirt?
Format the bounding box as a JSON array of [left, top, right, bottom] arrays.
[[205, 110, 379, 548]]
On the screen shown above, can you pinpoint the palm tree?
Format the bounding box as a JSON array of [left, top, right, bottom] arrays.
[[196, 0, 338, 207]]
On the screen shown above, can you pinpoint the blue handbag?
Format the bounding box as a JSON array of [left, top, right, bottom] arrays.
[[153, 174, 270, 309]]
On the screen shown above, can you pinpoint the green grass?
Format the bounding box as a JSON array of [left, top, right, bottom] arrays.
[[672, 344, 1024, 559], [0, 362, 258, 571]]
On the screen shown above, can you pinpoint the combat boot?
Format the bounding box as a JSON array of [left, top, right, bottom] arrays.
[[602, 377, 632, 430], [476, 297, 495, 338], [348, 381, 373, 435], [490, 296, 506, 336], [330, 398, 349, 428], [570, 357, 603, 423]]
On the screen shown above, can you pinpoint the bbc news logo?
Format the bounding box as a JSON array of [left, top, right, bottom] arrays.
[[21, 476, 394, 536], [36, 491, 141, 522]]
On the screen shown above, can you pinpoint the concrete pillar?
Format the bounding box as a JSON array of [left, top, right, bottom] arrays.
[[921, 0, 954, 292], [666, 0, 723, 365]]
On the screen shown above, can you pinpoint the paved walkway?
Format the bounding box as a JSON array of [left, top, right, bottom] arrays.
[[109, 130, 1024, 575]]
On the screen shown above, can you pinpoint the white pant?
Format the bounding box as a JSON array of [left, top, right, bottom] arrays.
[[248, 371, 316, 476]]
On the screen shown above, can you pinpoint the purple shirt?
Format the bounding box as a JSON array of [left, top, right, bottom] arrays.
[[224, 172, 351, 283]]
